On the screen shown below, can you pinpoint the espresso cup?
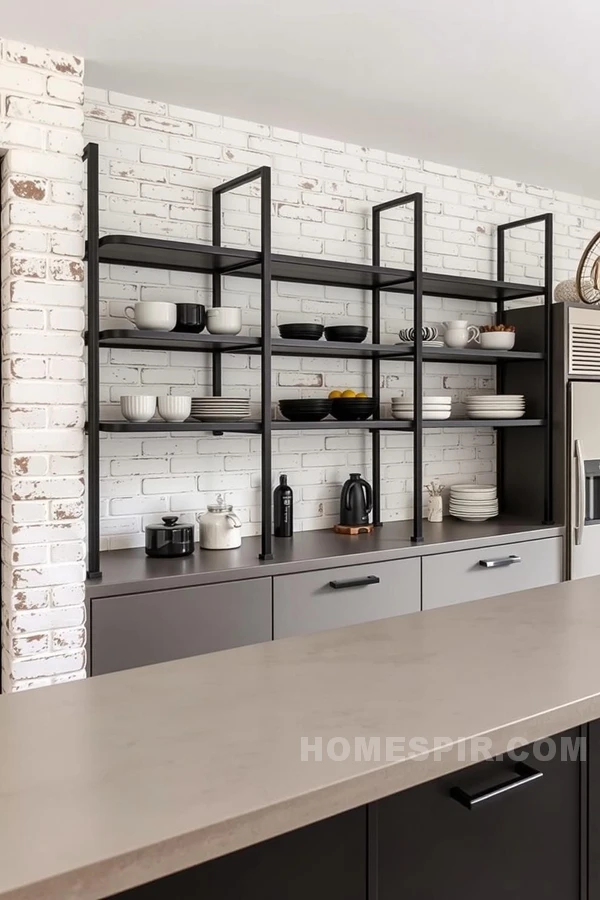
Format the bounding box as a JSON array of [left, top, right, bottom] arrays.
[[206, 307, 242, 335], [174, 303, 206, 334], [124, 301, 177, 332]]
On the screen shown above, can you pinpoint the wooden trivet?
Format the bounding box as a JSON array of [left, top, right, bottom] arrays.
[[333, 523, 375, 535]]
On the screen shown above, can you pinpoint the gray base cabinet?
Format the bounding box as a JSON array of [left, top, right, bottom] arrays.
[[91, 578, 271, 676], [422, 536, 562, 610], [273, 558, 420, 639]]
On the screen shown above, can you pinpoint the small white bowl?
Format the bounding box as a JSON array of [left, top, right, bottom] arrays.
[[157, 396, 192, 423], [120, 395, 157, 423], [479, 332, 516, 350], [206, 307, 242, 335]]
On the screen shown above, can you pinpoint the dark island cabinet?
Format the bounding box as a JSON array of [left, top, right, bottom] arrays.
[[376, 727, 582, 900], [588, 719, 600, 898], [108, 806, 366, 900]]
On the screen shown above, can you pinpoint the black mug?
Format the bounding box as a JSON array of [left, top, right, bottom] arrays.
[[174, 303, 206, 333]]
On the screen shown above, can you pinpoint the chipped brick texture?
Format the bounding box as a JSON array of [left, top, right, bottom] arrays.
[[1, 39, 86, 692], [83, 86, 600, 553]]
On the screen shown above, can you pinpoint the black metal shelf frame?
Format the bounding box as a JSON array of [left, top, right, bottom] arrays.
[[84, 143, 553, 576]]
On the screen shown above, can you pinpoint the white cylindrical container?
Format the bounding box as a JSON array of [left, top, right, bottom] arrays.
[[198, 497, 242, 549]]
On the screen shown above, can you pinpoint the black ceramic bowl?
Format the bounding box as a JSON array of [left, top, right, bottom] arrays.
[[331, 397, 376, 421], [324, 325, 368, 343], [279, 399, 332, 422], [279, 323, 324, 341], [174, 303, 206, 334]]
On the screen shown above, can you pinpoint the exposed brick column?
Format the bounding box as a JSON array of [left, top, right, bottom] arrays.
[[0, 38, 86, 691]]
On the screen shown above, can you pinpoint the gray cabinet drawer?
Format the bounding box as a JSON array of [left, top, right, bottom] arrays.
[[422, 537, 562, 611], [91, 578, 272, 676], [273, 559, 420, 639]]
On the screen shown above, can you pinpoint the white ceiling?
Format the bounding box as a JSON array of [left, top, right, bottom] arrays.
[[3, 0, 599, 197]]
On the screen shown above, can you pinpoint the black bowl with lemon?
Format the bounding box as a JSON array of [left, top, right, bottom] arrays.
[[329, 389, 376, 421]]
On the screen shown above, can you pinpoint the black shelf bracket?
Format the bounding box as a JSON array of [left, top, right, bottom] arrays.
[[84, 143, 101, 579], [213, 167, 273, 560], [373, 193, 424, 543], [497, 213, 553, 525]]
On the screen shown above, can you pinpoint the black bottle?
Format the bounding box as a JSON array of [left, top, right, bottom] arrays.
[[274, 474, 293, 537]]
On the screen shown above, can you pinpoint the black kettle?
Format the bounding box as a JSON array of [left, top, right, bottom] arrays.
[[340, 473, 373, 527]]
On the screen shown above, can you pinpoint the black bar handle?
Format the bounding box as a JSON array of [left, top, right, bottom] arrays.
[[329, 575, 380, 590], [478, 555, 521, 569], [450, 762, 542, 810]]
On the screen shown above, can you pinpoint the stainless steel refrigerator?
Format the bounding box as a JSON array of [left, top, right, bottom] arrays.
[[505, 303, 600, 580], [570, 376, 600, 578]]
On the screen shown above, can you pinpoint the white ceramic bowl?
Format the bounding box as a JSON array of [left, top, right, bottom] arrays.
[[124, 301, 177, 332], [206, 307, 242, 335], [391, 396, 451, 404], [391, 409, 452, 420], [480, 332, 516, 350], [157, 396, 192, 423], [120, 395, 157, 423]]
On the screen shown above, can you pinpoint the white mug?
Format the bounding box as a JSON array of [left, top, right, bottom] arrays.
[[443, 320, 480, 349], [124, 301, 177, 332]]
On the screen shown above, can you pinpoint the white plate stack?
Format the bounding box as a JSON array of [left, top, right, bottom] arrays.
[[191, 397, 251, 422], [449, 484, 498, 522], [391, 395, 452, 420], [466, 395, 525, 419]]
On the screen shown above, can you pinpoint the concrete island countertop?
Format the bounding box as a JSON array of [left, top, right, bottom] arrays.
[[2, 575, 600, 900]]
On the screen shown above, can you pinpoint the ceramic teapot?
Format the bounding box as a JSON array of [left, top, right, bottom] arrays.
[[197, 494, 242, 550]]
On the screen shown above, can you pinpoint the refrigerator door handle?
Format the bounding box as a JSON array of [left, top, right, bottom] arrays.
[[575, 439, 585, 546]]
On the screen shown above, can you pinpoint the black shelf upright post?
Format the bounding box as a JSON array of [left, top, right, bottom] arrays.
[[497, 213, 553, 525], [371, 210, 382, 526], [84, 142, 101, 578], [371, 193, 424, 541], [211, 185, 223, 399], [212, 167, 273, 559]]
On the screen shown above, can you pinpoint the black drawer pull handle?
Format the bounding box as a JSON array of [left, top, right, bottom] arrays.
[[450, 762, 543, 810], [329, 575, 380, 590], [478, 555, 522, 569]]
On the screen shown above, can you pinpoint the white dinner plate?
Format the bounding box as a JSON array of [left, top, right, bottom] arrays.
[[467, 410, 525, 419]]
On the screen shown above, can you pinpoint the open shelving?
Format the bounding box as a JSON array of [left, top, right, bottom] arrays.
[[84, 143, 554, 578]]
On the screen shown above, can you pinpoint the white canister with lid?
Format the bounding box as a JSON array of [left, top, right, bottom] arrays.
[[197, 495, 242, 549]]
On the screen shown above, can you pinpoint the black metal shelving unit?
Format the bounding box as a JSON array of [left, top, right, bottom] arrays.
[[84, 143, 553, 577]]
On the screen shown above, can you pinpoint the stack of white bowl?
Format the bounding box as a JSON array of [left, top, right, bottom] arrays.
[[466, 394, 525, 419], [449, 484, 498, 522], [191, 397, 250, 422], [391, 395, 452, 420]]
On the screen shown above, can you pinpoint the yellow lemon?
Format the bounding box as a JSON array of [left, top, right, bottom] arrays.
[[356, 392, 368, 399], [342, 389, 356, 398], [328, 390, 342, 399]]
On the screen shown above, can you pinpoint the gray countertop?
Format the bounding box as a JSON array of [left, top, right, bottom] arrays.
[[87, 517, 563, 597], [1, 574, 599, 900]]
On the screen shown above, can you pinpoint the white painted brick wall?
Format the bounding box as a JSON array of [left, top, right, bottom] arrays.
[[1, 39, 86, 692], [82, 86, 600, 549]]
